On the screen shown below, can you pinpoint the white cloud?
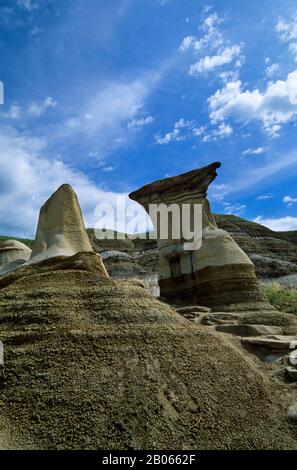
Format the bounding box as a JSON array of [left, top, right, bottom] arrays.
[[180, 10, 243, 78], [256, 193, 274, 200], [1, 97, 57, 120], [283, 195, 297, 207], [208, 71, 297, 136], [155, 128, 185, 145], [17, 0, 38, 11], [243, 147, 267, 156], [2, 104, 21, 120], [223, 202, 246, 215], [265, 63, 280, 77], [276, 13, 297, 60], [155, 118, 197, 144], [201, 123, 233, 142], [127, 115, 154, 130], [179, 12, 223, 53], [189, 45, 242, 75], [213, 122, 233, 137], [0, 125, 136, 237], [155, 119, 232, 145], [254, 216, 297, 231], [180, 36, 204, 53], [28, 97, 57, 117], [208, 183, 229, 201], [60, 78, 158, 148]]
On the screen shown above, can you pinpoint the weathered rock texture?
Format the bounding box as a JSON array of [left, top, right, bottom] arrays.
[[0, 240, 31, 276], [129, 163, 269, 311], [0, 251, 296, 449], [215, 215, 297, 278], [30, 184, 93, 263], [89, 229, 135, 253]]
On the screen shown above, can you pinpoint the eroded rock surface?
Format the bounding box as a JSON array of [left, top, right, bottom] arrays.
[[129, 163, 271, 311], [0, 240, 31, 276], [30, 184, 93, 263], [0, 251, 296, 449]]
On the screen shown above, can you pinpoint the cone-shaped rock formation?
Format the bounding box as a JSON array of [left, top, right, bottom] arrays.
[[30, 184, 93, 263]]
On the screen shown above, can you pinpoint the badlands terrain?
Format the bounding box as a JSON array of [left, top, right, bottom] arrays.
[[0, 164, 297, 450]]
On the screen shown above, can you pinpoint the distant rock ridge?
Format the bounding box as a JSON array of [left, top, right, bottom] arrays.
[[215, 215, 297, 278]]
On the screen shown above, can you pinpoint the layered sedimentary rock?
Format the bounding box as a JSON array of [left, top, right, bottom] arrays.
[[30, 184, 93, 263], [129, 162, 269, 311], [215, 214, 297, 278], [0, 251, 296, 449], [89, 229, 135, 253], [0, 240, 31, 276]]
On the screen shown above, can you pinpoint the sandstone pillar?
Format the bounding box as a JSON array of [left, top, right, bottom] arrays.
[[129, 162, 269, 311], [30, 184, 94, 263]]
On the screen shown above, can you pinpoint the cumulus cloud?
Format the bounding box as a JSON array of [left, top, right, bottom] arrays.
[[223, 202, 246, 215], [180, 10, 243, 77], [254, 216, 297, 231], [28, 97, 57, 117], [208, 71, 297, 136], [283, 195, 297, 207], [189, 45, 242, 75], [208, 183, 230, 201], [155, 128, 185, 145], [265, 63, 280, 78], [0, 125, 140, 237], [155, 118, 232, 145], [127, 115, 154, 130], [276, 13, 297, 61], [256, 193, 274, 200], [1, 97, 57, 120], [243, 147, 267, 156], [155, 119, 196, 144]]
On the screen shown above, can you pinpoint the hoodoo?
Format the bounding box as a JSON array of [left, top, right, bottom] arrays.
[[129, 162, 270, 311], [30, 184, 94, 263]]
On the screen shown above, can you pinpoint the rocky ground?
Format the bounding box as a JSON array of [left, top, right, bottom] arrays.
[[1, 214, 297, 449], [1, 252, 297, 449]]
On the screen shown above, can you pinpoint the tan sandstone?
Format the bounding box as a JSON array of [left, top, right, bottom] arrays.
[[30, 184, 94, 263], [0, 240, 31, 276], [129, 162, 270, 311]]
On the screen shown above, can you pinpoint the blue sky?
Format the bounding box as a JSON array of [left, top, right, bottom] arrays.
[[1, 0, 297, 237]]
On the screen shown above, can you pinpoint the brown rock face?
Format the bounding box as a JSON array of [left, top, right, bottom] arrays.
[[129, 163, 269, 311], [0, 251, 296, 449], [215, 215, 297, 278], [30, 184, 94, 263]]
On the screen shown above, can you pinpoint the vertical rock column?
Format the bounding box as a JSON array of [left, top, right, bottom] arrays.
[[129, 162, 269, 311], [30, 184, 94, 263]]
